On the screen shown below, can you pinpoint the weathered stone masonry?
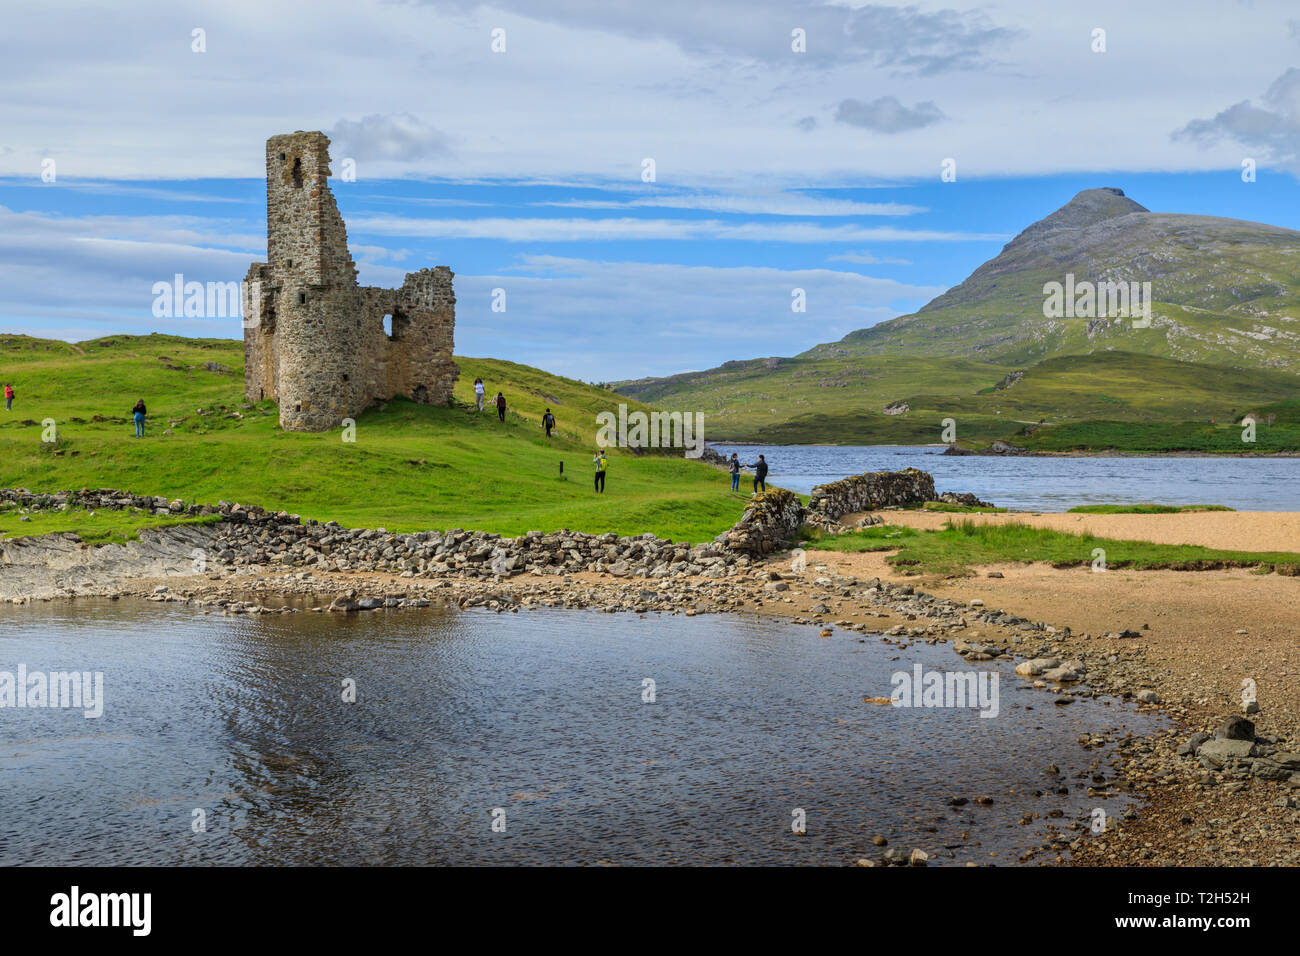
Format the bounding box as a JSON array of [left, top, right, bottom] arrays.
[[243, 131, 458, 431]]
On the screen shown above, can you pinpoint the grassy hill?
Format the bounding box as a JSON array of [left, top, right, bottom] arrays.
[[618, 349, 1300, 446], [619, 187, 1300, 445], [0, 334, 745, 542], [817, 187, 1300, 371]]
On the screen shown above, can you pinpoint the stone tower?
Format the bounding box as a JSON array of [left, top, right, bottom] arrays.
[[243, 131, 458, 431]]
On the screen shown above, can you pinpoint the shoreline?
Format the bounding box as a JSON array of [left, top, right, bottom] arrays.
[[705, 441, 1300, 458], [6, 532, 1298, 866]]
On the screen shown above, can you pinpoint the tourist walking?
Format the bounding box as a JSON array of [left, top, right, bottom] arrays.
[[728, 453, 740, 491], [132, 398, 147, 438], [3, 383, 13, 412], [542, 408, 556, 437], [495, 392, 506, 422], [745, 454, 768, 494], [474, 377, 485, 412], [593, 449, 607, 493]]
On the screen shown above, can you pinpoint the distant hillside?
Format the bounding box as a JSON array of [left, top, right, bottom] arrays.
[[619, 188, 1300, 443], [822, 187, 1300, 369], [619, 350, 1299, 444]]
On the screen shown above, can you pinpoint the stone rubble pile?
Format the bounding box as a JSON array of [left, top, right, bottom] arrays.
[[936, 491, 996, 508], [721, 488, 805, 555]]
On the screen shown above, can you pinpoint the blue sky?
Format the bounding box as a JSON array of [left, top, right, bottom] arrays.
[[4, 0, 1300, 380]]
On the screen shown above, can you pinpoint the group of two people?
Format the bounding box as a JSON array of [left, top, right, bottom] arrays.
[[727, 452, 769, 494], [473, 377, 558, 436], [472, 377, 506, 421]]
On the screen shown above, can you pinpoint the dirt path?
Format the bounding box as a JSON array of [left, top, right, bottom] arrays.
[[848, 509, 1300, 553]]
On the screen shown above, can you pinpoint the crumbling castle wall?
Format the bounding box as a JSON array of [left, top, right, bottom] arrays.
[[244, 131, 458, 431]]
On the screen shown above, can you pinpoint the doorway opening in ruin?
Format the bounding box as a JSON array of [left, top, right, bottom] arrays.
[[412, 384, 428, 403], [291, 157, 303, 188], [383, 313, 396, 341]]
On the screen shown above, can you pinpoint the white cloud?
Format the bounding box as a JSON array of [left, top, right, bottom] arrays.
[[829, 250, 912, 265], [0, 1, 1296, 182], [0, 205, 258, 340], [532, 192, 923, 216], [450, 255, 945, 377], [422, 0, 1018, 73], [1175, 68, 1300, 174], [326, 113, 453, 162], [348, 214, 1004, 243], [835, 96, 945, 133], [0, 200, 945, 376]]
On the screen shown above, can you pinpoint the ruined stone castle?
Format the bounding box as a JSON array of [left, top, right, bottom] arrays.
[[243, 131, 458, 431]]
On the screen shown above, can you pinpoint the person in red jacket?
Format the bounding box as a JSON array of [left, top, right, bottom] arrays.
[[3, 383, 13, 412]]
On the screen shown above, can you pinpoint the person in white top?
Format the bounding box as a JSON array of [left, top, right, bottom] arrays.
[[474, 377, 485, 412]]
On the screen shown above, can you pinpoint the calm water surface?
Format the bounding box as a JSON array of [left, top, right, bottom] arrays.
[[0, 600, 1164, 865], [709, 443, 1300, 511]]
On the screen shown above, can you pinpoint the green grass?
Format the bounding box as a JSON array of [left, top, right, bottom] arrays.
[[0, 502, 221, 545], [0, 334, 746, 543], [1012, 418, 1300, 454], [806, 519, 1300, 576], [919, 501, 1008, 513], [619, 349, 1300, 446], [1066, 503, 1234, 514]]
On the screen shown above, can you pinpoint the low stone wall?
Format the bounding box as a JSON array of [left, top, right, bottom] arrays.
[[721, 489, 805, 556], [806, 467, 936, 521], [0, 487, 754, 582], [0, 488, 226, 517]]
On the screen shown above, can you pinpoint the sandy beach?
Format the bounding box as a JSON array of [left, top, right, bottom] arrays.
[[868, 508, 1300, 553]]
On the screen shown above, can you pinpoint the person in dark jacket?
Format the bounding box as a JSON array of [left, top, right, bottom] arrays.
[[744, 454, 768, 494], [495, 392, 506, 422], [132, 398, 147, 438], [542, 408, 556, 437], [728, 453, 740, 491]]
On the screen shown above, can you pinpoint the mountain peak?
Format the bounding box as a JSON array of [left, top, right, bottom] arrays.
[[1016, 187, 1148, 240]]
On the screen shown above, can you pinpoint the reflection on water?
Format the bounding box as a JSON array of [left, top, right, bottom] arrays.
[[0, 600, 1165, 865], [709, 443, 1300, 511]]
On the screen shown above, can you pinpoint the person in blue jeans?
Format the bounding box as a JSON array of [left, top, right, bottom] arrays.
[[728, 453, 740, 491], [745, 454, 769, 494], [132, 398, 147, 437]]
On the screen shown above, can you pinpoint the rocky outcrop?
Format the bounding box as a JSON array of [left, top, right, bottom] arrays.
[[721, 489, 804, 556], [806, 467, 936, 521], [1177, 715, 1300, 784], [936, 491, 995, 508], [942, 440, 1029, 457], [0, 524, 220, 602]]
